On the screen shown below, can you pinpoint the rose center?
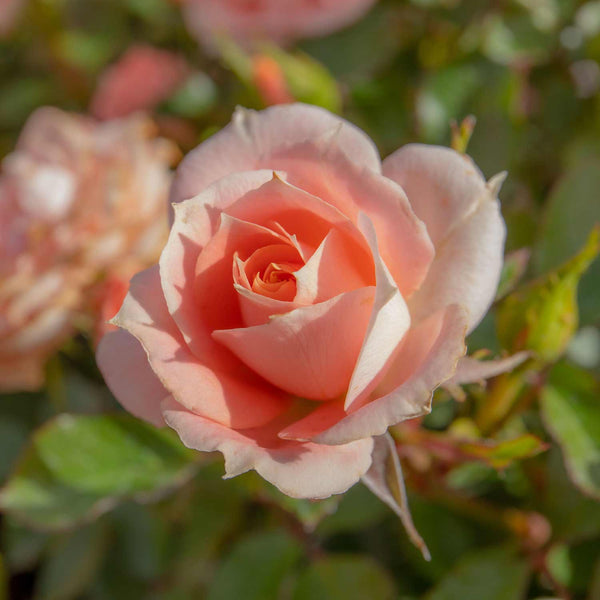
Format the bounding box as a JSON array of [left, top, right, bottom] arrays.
[[237, 243, 303, 302]]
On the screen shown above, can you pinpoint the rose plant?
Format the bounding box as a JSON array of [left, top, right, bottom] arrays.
[[98, 103, 507, 500]]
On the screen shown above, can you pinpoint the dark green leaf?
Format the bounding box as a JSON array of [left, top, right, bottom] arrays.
[[540, 364, 600, 500], [293, 555, 396, 600], [207, 531, 302, 600], [35, 522, 109, 600], [426, 545, 530, 600]]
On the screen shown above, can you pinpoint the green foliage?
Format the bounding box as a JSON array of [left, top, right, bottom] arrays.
[[293, 555, 396, 600], [207, 531, 302, 600], [497, 228, 600, 362], [541, 362, 600, 500], [0, 415, 197, 529], [425, 546, 531, 600]]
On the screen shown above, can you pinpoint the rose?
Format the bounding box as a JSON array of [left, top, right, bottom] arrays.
[[97, 103, 506, 499], [181, 0, 378, 49], [90, 45, 190, 121], [0, 0, 25, 37], [0, 107, 176, 391]]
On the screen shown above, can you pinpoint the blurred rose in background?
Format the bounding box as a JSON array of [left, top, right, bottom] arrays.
[[90, 45, 190, 120], [182, 0, 378, 49], [0, 0, 25, 37], [0, 108, 177, 391]]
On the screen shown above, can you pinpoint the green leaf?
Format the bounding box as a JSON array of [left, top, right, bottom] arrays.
[[497, 227, 600, 362], [426, 545, 531, 600], [540, 364, 600, 500], [164, 72, 218, 119], [35, 522, 109, 600], [34, 414, 195, 495], [207, 531, 302, 600], [0, 415, 197, 529], [293, 555, 396, 600], [260, 45, 341, 113]]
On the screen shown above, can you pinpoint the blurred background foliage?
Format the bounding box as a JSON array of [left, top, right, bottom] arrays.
[[1, 0, 600, 598]]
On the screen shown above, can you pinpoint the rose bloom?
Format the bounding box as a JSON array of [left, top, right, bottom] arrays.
[[90, 45, 190, 121], [182, 0, 378, 49], [98, 103, 506, 499], [0, 107, 176, 392], [0, 0, 25, 37]]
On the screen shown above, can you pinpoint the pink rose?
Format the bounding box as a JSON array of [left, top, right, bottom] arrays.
[[181, 0, 378, 49], [90, 45, 190, 120], [0, 108, 176, 391], [0, 0, 25, 37], [97, 103, 506, 499]]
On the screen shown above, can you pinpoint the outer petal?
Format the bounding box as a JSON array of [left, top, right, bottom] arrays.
[[383, 145, 505, 331], [170, 103, 381, 204], [97, 329, 167, 427], [112, 265, 290, 429], [312, 305, 468, 445], [162, 397, 374, 499], [213, 287, 375, 400]]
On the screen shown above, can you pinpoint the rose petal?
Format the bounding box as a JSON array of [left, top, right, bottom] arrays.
[[213, 286, 375, 400], [97, 329, 167, 427], [194, 213, 298, 335], [294, 227, 373, 304], [160, 171, 276, 348], [112, 265, 290, 429], [235, 284, 302, 327], [383, 145, 505, 331], [162, 396, 374, 499], [225, 175, 370, 255], [344, 213, 411, 412], [170, 103, 381, 204], [313, 304, 468, 445], [268, 142, 434, 297]]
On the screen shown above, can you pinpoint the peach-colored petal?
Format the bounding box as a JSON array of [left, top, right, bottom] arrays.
[[224, 175, 369, 254], [160, 171, 276, 351], [234, 284, 302, 327], [162, 396, 374, 499], [97, 329, 167, 427], [265, 142, 434, 297], [447, 351, 530, 386], [294, 227, 372, 304], [112, 265, 290, 429], [213, 286, 375, 400], [313, 304, 468, 445], [170, 104, 380, 204], [344, 214, 411, 412], [383, 145, 488, 245], [194, 213, 297, 335], [383, 145, 506, 331]]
